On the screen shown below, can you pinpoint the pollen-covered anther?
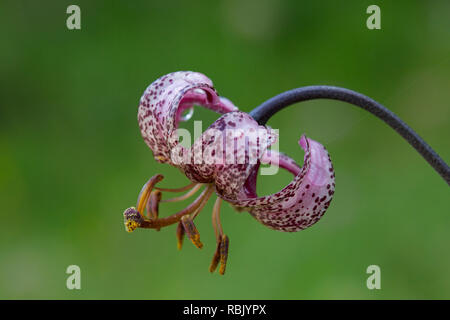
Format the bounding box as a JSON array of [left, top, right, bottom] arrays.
[[147, 190, 161, 219], [136, 174, 164, 215], [208, 198, 229, 275], [209, 234, 230, 275], [209, 241, 221, 273], [176, 221, 185, 250], [219, 234, 229, 275], [123, 207, 144, 233], [181, 215, 203, 249]]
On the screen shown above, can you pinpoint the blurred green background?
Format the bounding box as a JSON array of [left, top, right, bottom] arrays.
[[0, 0, 449, 299]]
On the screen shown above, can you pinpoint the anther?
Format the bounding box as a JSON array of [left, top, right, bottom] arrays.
[[181, 215, 203, 249], [136, 174, 164, 215], [219, 235, 229, 275], [209, 234, 229, 275], [147, 190, 161, 219], [176, 221, 185, 250], [209, 241, 221, 273]]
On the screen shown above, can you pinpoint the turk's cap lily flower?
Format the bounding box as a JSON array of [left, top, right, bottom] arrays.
[[137, 71, 335, 231], [125, 71, 335, 274]]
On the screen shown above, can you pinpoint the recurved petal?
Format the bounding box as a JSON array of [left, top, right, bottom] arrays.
[[225, 135, 335, 232], [138, 71, 238, 165], [181, 111, 277, 193], [212, 112, 277, 198]]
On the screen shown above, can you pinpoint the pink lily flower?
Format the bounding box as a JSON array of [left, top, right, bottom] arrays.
[[123, 71, 335, 275]]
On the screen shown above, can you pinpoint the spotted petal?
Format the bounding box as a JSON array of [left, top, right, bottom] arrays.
[[138, 71, 238, 165], [181, 111, 277, 194], [221, 135, 335, 232]]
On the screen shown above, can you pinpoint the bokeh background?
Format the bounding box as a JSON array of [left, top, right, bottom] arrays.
[[0, 0, 449, 299]]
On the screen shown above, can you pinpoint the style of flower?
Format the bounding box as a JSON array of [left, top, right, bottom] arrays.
[[123, 71, 335, 275]]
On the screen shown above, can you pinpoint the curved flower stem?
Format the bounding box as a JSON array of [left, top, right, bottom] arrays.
[[249, 86, 450, 185]]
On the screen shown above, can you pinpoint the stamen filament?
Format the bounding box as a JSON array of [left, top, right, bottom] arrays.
[[212, 197, 223, 242], [161, 183, 203, 203], [190, 187, 214, 220], [140, 184, 215, 229], [154, 182, 196, 193]]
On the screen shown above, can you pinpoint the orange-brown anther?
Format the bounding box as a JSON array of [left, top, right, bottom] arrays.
[[209, 241, 221, 273], [208, 197, 229, 275], [219, 234, 229, 275], [136, 174, 164, 216], [181, 215, 203, 249], [176, 221, 185, 250], [147, 190, 162, 220]]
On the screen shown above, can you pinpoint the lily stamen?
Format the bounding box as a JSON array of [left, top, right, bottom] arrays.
[[181, 215, 203, 249], [139, 184, 215, 229], [209, 197, 229, 275], [190, 188, 213, 220], [218, 235, 229, 275], [154, 182, 196, 193], [146, 190, 161, 220], [212, 197, 223, 241], [176, 222, 185, 250], [209, 242, 221, 273], [136, 174, 164, 216], [161, 183, 203, 203]]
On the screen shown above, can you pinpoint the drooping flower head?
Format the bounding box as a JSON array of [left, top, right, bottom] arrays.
[[124, 71, 335, 274]]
